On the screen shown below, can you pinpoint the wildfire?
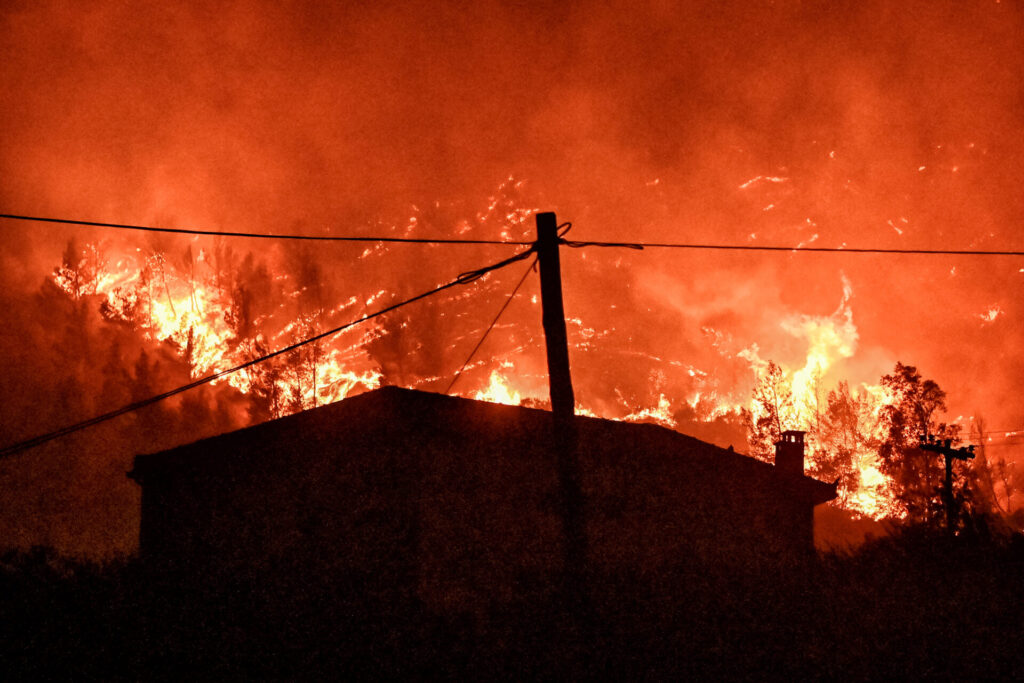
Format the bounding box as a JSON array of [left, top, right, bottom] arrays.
[[50, 229, 925, 522], [473, 369, 523, 406], [735, 278, 904, 519], [623, 394, 677, 429], [845, 459, 893, 520], [54, 240, 382, 413]]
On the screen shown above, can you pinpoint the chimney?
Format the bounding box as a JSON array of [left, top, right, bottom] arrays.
[[774, 430, 806, 477]]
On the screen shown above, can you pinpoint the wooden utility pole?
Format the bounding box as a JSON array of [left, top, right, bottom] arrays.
[[919, 435, 976, 533], [535, 212, 587, 612], [536, 212, 575, 420]]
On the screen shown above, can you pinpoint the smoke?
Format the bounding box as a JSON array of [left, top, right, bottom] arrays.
[[2, 0, 1023, 554]]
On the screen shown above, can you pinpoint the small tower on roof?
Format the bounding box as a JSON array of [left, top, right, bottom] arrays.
[[774, 430, 806, 478]]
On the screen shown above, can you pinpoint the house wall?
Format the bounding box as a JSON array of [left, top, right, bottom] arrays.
[[580, 437, 814, 570], [134, 396, 821, 611], [137, 423, 419, 596]]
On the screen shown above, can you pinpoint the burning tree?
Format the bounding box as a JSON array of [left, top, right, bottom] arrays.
[[811, 381, 879, 502], [742, 360, 796, 461], [53, 239, 106, 300], [744, 361, 885, 515], [876, 363, 960, 524], [878, 365, 1019, 531], [969, 417, 1020, 527], [742, 358, 1018, 528]]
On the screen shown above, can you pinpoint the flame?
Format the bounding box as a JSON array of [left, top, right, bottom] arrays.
[[736, 279, 902, 519], [473, 370, 522, 406], [845, 458, 895, 520], [623, 394, 677, 429], [440, 267, 900, 519], [54, 241, 382, 416], [51, 222, 914, 522], [782, 275, 858, 409]]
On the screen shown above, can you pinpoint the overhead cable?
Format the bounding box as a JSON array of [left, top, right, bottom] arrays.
[[444, 256, 538, 395], [0, 213, 530, 246], [8, 213, 1020, 255], [0, 246, 536, 459], [562, 238, 1024, 256]]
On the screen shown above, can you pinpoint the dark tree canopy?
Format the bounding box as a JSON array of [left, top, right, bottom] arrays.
[[877, 363, 959, 524]]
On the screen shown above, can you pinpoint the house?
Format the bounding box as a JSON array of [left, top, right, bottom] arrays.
[[128, 386, 836, 609]]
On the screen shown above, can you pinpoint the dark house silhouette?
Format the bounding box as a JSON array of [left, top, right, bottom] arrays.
[[129, 387, 836, 609]]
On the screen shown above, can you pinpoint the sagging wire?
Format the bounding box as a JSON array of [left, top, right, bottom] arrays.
[[0, 213, 532, 246], [444, 256, 538, 396]]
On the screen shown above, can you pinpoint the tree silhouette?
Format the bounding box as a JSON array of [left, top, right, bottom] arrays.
[[54, 238, 105, 300], [877, 363, 960, 524], [743, 361, 796, 461]]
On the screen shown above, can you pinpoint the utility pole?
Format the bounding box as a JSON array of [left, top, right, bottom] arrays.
[[535, 212, 587, 615], [536, 212, 575, 420], [918, 434, 976, 534]]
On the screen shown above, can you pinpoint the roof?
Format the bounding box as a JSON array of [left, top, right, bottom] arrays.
[[130, 386, 838, 506]]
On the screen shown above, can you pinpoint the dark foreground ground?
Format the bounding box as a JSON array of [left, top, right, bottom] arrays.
[[2, 528, 1022, 681]]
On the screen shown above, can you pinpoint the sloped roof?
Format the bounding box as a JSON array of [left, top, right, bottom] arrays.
[[130, 386, 838, 506]]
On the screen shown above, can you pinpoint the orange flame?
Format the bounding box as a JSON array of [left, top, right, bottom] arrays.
[[473, 369, 523, 406], [54, 241, 381, 414], [55, 233, 903, 520]]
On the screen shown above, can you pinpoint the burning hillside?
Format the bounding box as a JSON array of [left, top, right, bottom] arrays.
[[34, 186, 1017, 525], [2, 1, 1023, 555]]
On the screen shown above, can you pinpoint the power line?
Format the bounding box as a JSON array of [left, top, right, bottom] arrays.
[[8, 212, 1022, 255], [0, 213, 531, 246], [0, 246, 536, 459], [563, 239, 1024, 256], [445, 256, 538, 395]]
